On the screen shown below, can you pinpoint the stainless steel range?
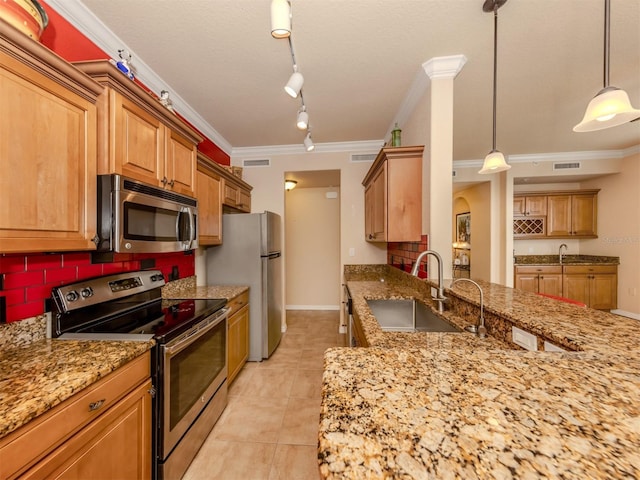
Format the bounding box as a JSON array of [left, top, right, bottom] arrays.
[[51, 270, 229, 480]]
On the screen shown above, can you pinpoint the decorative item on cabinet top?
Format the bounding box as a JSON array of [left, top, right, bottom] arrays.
[[0, 0, 48, 41]]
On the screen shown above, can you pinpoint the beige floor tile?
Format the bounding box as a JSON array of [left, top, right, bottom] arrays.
[[268, 444, 322, 480], [211, 395, 288, 443], [289, 369, 324, 399], [232, 367, 297, 399], [278, 397, 321, 446], [190, 310, 339, 477], [183, 439, 276, 480]]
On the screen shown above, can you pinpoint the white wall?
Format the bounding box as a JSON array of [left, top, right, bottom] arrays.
[[285, 186, 341, 309], [454, 183, 492, 281]]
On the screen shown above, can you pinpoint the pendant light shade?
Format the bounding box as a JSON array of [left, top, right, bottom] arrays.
[[574, 0, 640, 132], [304, 132, 315, 152], [284, 71, 304, 98], [296, 108, 309, 130], [479, 0, 510, 175], [479, 150, 510, 174], [270, 0, 291, 39]]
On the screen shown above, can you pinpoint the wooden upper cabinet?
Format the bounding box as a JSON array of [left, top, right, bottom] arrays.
[[111, 92, 164, 187], [0, 21, 103, 253], [166, 128, 197, 196], [74, 60, 202, 197], [514, 190, 598, 239], [363, 146, 423, 242], [196, 154, 223, 246], [513, 195, 547, 216], [222, 177, 252, 213], [547, 192, 597, 238]]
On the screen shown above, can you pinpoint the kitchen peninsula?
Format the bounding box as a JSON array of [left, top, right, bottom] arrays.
[[318, 265, 640, 479]]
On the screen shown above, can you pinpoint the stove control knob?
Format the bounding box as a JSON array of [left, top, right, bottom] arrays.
[[65, 290, 79, 302], [81, 287, 94, 298]]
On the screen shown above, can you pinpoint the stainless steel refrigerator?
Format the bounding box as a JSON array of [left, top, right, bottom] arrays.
[[206, 211, 283, 360]]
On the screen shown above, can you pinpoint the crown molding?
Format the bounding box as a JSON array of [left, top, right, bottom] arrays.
[[45, 0, 233, 155], [453, 145, 640, 168], [423, 55, 468, 80], [232, 139, 384, 159]]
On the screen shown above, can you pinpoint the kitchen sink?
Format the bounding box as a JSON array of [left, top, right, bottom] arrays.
[[366, 299, 461, 333]]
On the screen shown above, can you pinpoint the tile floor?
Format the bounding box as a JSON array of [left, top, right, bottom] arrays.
[[183, 310, 345, 480]]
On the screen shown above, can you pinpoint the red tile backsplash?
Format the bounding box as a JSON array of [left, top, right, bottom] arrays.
[[0, 251, 195, 323], [387, 235, 429, 279]]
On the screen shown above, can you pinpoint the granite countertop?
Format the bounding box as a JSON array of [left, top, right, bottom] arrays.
[[0, 337, 153, 439], [514, 254, 619, 265], [0, 276, 245, 442], [161, 276, 248, 301], [319, 265, 640, 478]]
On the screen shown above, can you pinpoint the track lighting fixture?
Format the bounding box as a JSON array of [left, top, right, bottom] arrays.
[[304, 132, 315, 152], [296, 107, 309, 130], [270, 0, 291, 39], [284, 70, 304, 98], [479, 0, 511, 175], [271, 1, 316, 151], [574, 0, 640, 132]]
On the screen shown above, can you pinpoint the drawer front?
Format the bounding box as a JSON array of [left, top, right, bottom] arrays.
[[0, 352, 150, 479], [515, 265, 562, 274], [227, 291, 249, 316], [563, 265, 617, 274]]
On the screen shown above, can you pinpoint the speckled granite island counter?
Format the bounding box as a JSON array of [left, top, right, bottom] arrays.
[[161, 275, 248, 302], [318, 265, 640, 479]]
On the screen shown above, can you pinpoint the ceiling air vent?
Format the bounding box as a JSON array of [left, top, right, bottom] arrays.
[[350, 153, 376, 163], [553, 161, 581, 171], [242, 158, 270, 167]]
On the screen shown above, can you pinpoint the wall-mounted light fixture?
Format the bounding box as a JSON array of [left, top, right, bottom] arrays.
[[285, 179, 298, 190], [573, 0, 640, 132], [478, 0, 511, 175], [270, 0, 291, 38]]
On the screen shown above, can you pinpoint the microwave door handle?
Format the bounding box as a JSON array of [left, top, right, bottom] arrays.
[[186, 207, 195, 250], [176, 207, 194, 250]]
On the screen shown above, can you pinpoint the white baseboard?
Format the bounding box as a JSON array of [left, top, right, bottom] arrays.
[[285, 305, 341, 311], [610, 309, 640, 321]]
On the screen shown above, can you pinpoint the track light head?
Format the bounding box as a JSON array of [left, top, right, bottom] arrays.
[[296, 108, 309, 130], [285, 71, 304, 98], [304, 132, 315, 152], [270, 0, 291, 38]]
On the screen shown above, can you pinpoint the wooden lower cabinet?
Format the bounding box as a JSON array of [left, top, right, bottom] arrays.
[[563, 265, 618, 310], [0, 353, 152, 480], [227, 291, 250, 384], [514, 266, 562, 296]]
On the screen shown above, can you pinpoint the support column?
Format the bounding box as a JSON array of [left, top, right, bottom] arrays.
[[423, 55, 467, 281]]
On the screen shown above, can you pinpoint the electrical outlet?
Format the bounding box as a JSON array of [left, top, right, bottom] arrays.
[[629, 287, 638, 297]]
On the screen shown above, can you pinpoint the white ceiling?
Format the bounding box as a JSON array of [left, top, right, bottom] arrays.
[[65, 0, 639, 161]]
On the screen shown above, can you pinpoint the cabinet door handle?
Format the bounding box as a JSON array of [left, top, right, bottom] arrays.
[[89, 399, 106, 411]]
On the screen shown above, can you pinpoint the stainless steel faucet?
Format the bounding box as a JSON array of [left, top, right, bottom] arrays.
[[559, 243, 568, 264], [451, 278, 486, 338], [411, 250, 447, 313]]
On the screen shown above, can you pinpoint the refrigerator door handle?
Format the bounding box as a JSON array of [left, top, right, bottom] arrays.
[[265, 252, 281, 259]]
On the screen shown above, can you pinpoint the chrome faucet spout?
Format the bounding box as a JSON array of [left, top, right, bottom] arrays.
[[451, 278, 486, 338], [559, 243, 568, 265], [412, 250, 447, 313]]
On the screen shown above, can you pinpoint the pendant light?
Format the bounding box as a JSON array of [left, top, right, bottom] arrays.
[[270, 0, 291, 39], [573, 0, 640, 132], [479, 0, 511, 175]]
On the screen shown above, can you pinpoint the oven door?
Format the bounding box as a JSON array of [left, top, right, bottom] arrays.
[[160, 307, 228, 458]]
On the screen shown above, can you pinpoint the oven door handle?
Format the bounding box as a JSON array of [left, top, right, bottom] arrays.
[[163, 307, 229, 356]]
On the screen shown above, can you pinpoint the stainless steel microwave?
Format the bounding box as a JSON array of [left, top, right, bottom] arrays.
[[96, 174, 198, 254]]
